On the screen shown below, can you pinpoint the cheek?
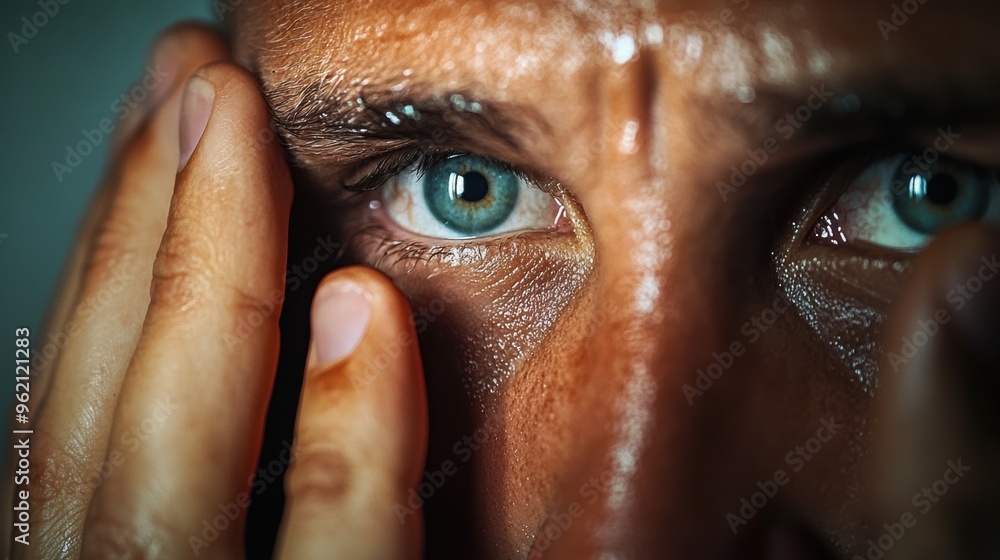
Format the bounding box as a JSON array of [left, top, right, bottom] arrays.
[[487, 287, 606, 556], [483, 262, 890, 558], [333, 230, 591, 557], [778, 247, 908, 397], [349, 239, 590, 400], [702, 318, 875, 551]]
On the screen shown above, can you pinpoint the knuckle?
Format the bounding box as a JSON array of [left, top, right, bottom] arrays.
[[83, 216, 143, 291], [81, 508, 169, 560], [285, 446, 356, 507], [20, 431, 94, 556], [80, 523, 136, 560], [149, 249, 215, 315], [79, 190, 167, 303], [148, 212, 218, 312], [149, 229, 276, 321], [30, 428, 90, 505]]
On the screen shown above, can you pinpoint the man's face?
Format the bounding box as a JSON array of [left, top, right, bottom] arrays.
[[230, 0, 999, 557]]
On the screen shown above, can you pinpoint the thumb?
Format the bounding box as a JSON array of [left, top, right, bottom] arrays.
[[276, 266, 428, 560]]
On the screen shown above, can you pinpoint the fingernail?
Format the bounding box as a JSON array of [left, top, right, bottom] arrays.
[[144, 36, 180, 108], [178, 75, 214, 171], [312, 281, 373, 367]]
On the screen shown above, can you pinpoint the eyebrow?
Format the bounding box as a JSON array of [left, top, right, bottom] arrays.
[[265, 79, 553, 167]]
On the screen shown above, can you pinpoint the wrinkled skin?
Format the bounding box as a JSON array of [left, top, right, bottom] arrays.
[[4, 0, 999, 559]]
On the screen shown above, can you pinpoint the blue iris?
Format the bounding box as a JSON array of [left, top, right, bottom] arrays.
[[891, 157, 990, 234], [424, 154, 520, 235]]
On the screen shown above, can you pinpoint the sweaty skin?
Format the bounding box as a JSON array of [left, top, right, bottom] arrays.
[[3, 0, 999, 559]]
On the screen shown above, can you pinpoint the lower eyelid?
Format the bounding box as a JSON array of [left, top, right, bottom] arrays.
[[334, 195, 582, 276], [344, 219, 550, 274], [325, 163, 589, 274]]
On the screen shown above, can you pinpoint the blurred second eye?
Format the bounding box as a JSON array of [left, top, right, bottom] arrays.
[[811, 152, 1000, 251], [379, 154, 566, 240]]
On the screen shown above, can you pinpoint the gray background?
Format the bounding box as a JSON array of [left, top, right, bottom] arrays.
[[1, 0, 214, 416]]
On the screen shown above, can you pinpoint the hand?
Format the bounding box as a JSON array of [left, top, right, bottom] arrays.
[[7, 20, 999, 560], [2, 23, 427, 560], [872, 224, 1000, 560]]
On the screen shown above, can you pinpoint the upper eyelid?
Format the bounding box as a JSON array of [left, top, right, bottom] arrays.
[[840, 145, 996, 193], [340, 147, 562, 197], [812, 149, 1000, 242], [775, 133, 971, 204], [340, 148, 438, 192]]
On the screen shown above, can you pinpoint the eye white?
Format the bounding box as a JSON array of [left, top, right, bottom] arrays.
[[830, 154, 1000, 250], [380, 163, 561, 240]]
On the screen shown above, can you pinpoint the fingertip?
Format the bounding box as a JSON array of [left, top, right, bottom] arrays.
[[146, 21, 229, 102], [112, 22, 230, 162], [304, 265, 428, 473], [873, 226, 1000, 560], [178, 75, 215, 170], [883, 224, 999, 350], [929, 225, 1000, 362], [906, 223, 1000, 299], [149, 20, 228, 56], [122, 22, 229, 134], [876, 223, 1000, 474], [311, 280, 373, 367], [178, 61, 287, 180], [280, 266, 427, 559], [186, 61, 270, 120], [307, 266, 422, 380]]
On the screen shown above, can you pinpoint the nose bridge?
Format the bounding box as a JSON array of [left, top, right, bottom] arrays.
[[540, 50, 727, 557], [589, 55, 672, 536]]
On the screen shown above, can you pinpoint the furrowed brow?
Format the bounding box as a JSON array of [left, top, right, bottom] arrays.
[[264, 79, 552, 167]]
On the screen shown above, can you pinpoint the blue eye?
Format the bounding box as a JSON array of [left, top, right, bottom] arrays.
[[890, 157, 990, 234], [424, 155, 520, 235], [377, 153, 563, 240], [815, 152, 1000, 250]]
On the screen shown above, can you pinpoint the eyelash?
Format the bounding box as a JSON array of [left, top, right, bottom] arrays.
[[335, 123, 984, 274], [332, 148, 570, 270], [814, 140, 937, 209], [358, 224, 528, 271], [340, 147, 545, 194]]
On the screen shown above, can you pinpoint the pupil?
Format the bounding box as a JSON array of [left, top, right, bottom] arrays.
[[925, 173, 958, 206], [456, 171, 489, 202]]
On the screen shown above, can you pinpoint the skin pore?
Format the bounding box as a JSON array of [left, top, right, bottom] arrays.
[[224, 0, 998, 557], [3, 0, 997, 558]]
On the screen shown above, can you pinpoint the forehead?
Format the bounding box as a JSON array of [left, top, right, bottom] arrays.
[[232, 0, 992, 91], [230, 0, 1000, 176]]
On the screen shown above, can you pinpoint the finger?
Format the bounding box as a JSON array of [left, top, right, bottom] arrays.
[[276, 267, 428, 560], [80, 62, 292, 559], [873, 224, 1000, 560], [33, 22, 228, 405], [10, 24, 228, 560]]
